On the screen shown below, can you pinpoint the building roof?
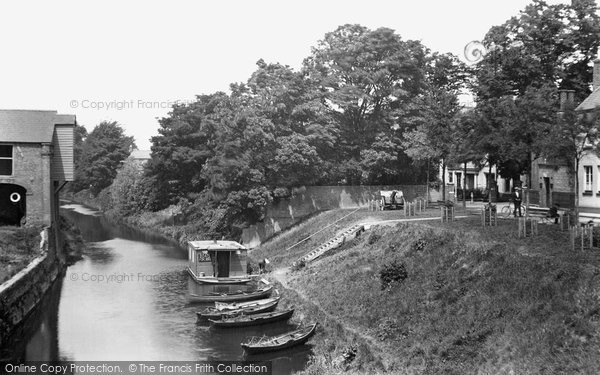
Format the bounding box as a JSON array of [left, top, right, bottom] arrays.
[[0, 110, 76, 143], [188, 240, 247, 251], [129, 149, 152, 160], [576, 87, 600, 112]]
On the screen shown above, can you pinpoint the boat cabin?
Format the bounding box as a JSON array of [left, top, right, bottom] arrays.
[[187, 240, 248, 280]]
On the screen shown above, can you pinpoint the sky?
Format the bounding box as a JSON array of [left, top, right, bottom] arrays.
[[0, 0, 571, 149]]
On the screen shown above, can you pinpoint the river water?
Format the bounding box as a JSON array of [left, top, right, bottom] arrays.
[[1, 204, 310, 374]]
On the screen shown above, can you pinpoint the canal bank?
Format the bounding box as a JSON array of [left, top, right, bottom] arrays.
[[0, 223, 73, 349], [2, 203, 312, 374]]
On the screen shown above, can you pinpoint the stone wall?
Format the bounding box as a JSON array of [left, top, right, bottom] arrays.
[[241, 185, 439, 247], [0, 227, 64, 346]]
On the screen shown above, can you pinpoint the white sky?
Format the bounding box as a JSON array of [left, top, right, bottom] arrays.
[[0, 0, 570, 149]]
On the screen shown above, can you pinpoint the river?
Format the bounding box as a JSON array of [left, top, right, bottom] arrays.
[[1, 204, 311, 374]]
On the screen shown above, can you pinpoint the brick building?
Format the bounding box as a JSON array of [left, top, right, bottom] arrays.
[[0, 110, 75, 226]]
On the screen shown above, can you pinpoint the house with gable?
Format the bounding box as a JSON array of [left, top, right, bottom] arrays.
[[0, 110, 76, 226]]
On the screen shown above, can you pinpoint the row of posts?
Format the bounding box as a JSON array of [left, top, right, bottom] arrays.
[[440, 206, 455, 223], [404, 198, 426, 217], [570, 224, 595, 251]]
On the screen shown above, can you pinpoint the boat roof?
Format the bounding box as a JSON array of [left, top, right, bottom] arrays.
[[188, 240, 247, 251]]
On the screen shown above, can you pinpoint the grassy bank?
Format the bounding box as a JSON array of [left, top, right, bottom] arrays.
[[251, 207, 440, 268], [0, 226, 42, 284], [261, 217, 600, 374]]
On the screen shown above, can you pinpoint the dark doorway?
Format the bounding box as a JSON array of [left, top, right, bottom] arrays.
[[544, 177, 551, 207], [216, 251, 230, 277], [0, 183, 26, 226]]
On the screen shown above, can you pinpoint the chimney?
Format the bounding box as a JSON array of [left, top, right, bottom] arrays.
[[559, 89, 575, 111], [594, 56, 600, 91]]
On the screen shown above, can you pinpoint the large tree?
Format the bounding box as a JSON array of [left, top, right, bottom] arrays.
[[402, 53, 468, 200], [471, 0, 600, 183], [75, 121, 135, 196], [303, 24, 428, 184]]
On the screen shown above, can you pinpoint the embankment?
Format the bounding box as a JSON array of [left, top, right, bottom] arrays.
[[0, 226, 68, 347], [262, 217, 600, 374]]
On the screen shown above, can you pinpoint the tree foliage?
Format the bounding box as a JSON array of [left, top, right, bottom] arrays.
[[74, 121, 135, 196]]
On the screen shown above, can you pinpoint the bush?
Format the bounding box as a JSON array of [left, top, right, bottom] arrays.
[[367, 232, 381, 245], [380, 261, 408, 290]]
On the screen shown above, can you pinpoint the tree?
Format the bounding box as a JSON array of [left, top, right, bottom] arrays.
[[475, 0, 600, 100], [303, 24, 428, 184], [402, 53, 468, 200], [470, 0, 600, 186], [75, 121, 135, 196]]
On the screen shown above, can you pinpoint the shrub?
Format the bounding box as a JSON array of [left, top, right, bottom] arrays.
[[367, 232, 381, 245], [380, 260, 407, 290]]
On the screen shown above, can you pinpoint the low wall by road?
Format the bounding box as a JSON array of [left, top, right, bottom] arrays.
[[241, 185, 440, 248], [0, 227, 65, 346]]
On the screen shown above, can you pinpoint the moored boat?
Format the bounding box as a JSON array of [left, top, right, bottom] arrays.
[[215, 290, 279, 311], [187, 240, 252, 285], [187, 268, 253, 285], [241, 323, 318, 354], [196, 298, 281, 322], [188, 285, 273, 303], [209, 309, 294, 328]]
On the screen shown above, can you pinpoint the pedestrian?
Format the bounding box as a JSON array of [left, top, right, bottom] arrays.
[[258, 258, 270, 274], [513, 187, 522, 217], [548, 203, 560, 224]]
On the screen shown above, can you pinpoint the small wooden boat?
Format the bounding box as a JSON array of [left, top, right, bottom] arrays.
[[215, 290, 279, 311], [196, 298, 280, 321], [188, 285, 273, 303], [241, 323, 318, 354], [209, 309, 294, 328]]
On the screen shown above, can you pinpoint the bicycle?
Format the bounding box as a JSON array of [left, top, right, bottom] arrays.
[[500, 201, 527, 218]]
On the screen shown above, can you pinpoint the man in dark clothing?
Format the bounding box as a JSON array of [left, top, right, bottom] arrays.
[[513, 187, 522, 217], [548, 204, 560, 224]]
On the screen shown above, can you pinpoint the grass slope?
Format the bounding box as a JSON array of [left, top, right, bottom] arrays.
[[0, 227, 41, 284], [267, 216, 600, 374], [251, 208, 436, 268]]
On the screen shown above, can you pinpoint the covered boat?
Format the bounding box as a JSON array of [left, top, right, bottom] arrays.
[[241, 323, 318, 354], [209, 309, 294, 328], [187, 240, 252, 284]]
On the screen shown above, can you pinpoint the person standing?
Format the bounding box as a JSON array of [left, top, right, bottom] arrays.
[[513, 187, 523, 217]]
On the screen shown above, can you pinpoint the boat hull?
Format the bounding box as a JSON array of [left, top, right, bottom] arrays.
[[196, 299, 280, 321], [241, 323, 318, 354], [209, 309, 294, 328], [187, 267, 252, 285], [188, 286, 273, 303]]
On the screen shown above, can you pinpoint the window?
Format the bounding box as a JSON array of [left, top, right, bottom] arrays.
[[584, 166, 593, 192], [0, 145, 12, 176], [448, 172, 453, 184]]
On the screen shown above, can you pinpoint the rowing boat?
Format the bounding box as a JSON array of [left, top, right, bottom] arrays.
[[209, 309, 294, 328], [241, 323, 318, 354], [188, 285, 273, 303], [196, 298, 280, 321], [215, 290, 279, 310]]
